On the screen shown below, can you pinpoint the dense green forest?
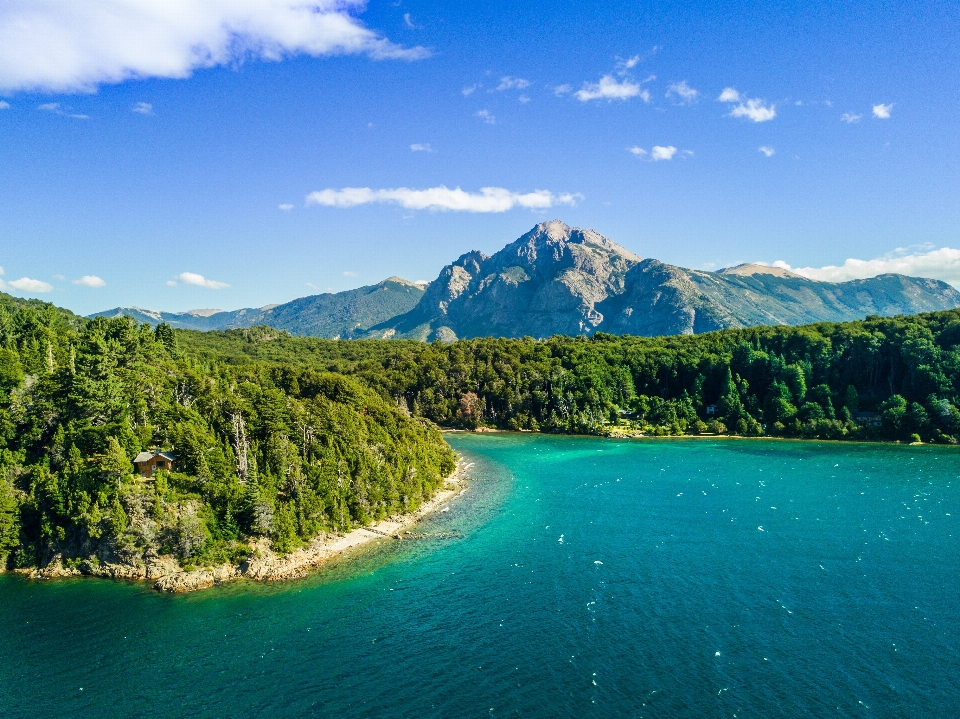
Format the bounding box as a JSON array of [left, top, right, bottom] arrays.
[[0, 294, 455, 571], [5, 289, 960, 573], [179, 310, 960, 445]]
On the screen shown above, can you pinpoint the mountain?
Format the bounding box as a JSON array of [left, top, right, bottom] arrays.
[[93, 277, 427, 338], [364, 221, 960, 340]]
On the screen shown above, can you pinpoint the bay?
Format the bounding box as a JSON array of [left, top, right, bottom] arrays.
[[2, 435, 959, 718]]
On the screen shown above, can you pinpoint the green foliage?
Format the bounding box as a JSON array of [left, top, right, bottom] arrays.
[[176, 308, 960, 446], [0, 294, 455, 569]]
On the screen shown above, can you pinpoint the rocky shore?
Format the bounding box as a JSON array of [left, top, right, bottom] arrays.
[[16, 462, 469, 593]]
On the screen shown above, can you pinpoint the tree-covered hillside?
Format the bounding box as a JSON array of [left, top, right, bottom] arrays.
[[179, 310, 960, 444], [0, 293, 455, 571]]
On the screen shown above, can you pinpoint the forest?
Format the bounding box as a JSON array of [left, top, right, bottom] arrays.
[[179, 309, 960, 445], [4, 289, 960, 573], [0, 294, 456, 572]]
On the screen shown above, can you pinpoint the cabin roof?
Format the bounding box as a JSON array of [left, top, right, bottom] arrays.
[[133, 451, 176, 464]]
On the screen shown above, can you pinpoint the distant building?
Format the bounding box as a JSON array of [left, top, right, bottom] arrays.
[[705, 404, 718, 416], [853, 411, 882, 427], [133, 450, 177, 478]]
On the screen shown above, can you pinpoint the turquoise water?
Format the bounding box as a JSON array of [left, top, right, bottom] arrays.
[[3, 435, 959, 718]]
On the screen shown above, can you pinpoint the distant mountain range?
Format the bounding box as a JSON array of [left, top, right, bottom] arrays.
[[94, 221, 960, 339], [92, 277, 426, 338]]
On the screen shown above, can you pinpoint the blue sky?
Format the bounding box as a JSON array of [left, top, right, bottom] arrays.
[[1, 0, 959, 314]]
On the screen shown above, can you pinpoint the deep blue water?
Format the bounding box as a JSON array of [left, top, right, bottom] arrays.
[[2, 435, 959, 718]]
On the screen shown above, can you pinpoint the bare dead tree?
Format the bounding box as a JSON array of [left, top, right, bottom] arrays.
[[231, 411, 249, 484]]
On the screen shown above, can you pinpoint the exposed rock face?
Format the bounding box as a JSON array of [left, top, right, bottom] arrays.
[[369, 221, 960, 339], [369, 221, 643, 340]]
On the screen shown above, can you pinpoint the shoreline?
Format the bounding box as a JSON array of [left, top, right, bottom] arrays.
[[16, 457, 472, 594], [444, 426, 950, 447]]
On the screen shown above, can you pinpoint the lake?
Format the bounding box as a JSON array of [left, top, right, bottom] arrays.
[[2, 435, 958, 718]]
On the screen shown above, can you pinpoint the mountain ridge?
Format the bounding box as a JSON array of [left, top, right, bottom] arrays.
[[92, 221, 960, 340]]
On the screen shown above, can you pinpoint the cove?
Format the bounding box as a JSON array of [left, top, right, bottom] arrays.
[[2, 435, 959, 718]]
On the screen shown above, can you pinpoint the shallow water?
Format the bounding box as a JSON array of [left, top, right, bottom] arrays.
[[3, 435, 959, 718]]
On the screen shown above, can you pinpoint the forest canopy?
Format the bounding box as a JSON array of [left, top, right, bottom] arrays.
[[0, 294, 455, 571], [4, 289, 960, 572]]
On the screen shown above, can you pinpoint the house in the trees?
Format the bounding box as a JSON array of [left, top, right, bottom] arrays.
[[133, 450, 177, 478]]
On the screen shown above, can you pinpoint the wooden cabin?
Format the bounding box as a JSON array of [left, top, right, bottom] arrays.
[[133, 451, 177, 479]]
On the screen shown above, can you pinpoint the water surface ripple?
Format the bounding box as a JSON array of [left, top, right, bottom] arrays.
[[2, 436, 958, 718]]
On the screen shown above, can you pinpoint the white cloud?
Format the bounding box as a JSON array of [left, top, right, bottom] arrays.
[[166, 280, 177, 287], [554, 84, 572, 96], [758, 146, 775, 157], [278, 203, 294, 210], [666, 80, 698, 103], [343, 270, 358, 276], [576, 74, 644, 102], [0, 0, 429, 93], [305, 185, 582, 213], [772, 246, 960, 287], [727, 98, 776, 122], [132, 101, 153, 115], [461, 84, 479, 96], [717, 87, 741, 103], [0, 266, 4, 275], [475, 109, 495, 124], [629, 146, 684, 161], [651, 145, 677, 161], [0, 100, 8, 109], [37, 101, 87, 118], [718, 87, 777, 122], [518, 94, 530, 104], [403, 13, 415, 29], [615, 54, 640, 73], [175, 272, 229, 289], [73, 275, 105, 287], [841, 112, 861, 124], [7, 277, 53, 293], [410, 143, 434, 152], [873, 103, 893, 119], [495, 76, 530, 91]]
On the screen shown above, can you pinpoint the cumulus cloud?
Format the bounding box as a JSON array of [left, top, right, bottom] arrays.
[[771, 246, 960, 287], [554, 84, 572, 96], [717, 87, 741, 103], [873, 103, 893, 119], [841, 112, 861, 123], [576, 74, 646, 102], [650, 145, 677, 161], [73, 275, 105, 287], [666, 80, 697, 103], [305, 185, 582, 213], [0, 0, 429, 93], [461, 84, 479, 96], [410, 143, 434, 152], [278, 203, 294, 210], [629, 145, 682, 161], [0, 100, 9, 109], [475, 109, 495, 124], [758, 146, 775, 157], [132, 101, 153, 115], [718, 87, 776, 122], [174, 272, 230, 289], [495, 76, 530, 91], [6, 277, 53, 293]]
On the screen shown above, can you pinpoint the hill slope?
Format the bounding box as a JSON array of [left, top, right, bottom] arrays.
[[367, 221, 960, 339], [93, 277, 426, 338]]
